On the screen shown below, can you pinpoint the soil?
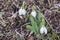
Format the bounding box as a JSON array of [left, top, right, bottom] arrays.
[[0, 0, 60, 40]]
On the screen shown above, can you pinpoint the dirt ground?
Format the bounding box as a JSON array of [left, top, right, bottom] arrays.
[[0, 0, 60, 40]]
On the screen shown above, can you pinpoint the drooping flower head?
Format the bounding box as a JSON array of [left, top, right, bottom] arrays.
[[19, 1, 26, 15], [31, 6, 36, 17], [40, 26, 47, 34], [40, 16, 47, 34]]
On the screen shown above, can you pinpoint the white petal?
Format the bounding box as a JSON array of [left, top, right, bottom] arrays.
[[19, 8, 26, 15], [19, 9, 23, 15], [31, 11, 36, 17], [44, 27, 47, 34], [40, 27, 44, 34], [22, 9, 26, 15], [40, 27, 47, 34]]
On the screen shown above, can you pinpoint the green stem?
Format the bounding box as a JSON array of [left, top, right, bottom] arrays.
[[41, 16, 45, 27], [32, 5, 35, 11], [21, 1, 25, 9]]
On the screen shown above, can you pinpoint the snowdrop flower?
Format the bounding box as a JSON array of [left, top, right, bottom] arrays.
[[19, 1, 26, 15], [40, 26, 47, 34], [19, 8, 26, 15], [31, 6, 36, 17], [31, 10, 36, 17]]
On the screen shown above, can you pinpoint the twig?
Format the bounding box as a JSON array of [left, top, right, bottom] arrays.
[[21, 22, 31, 27], [15, 29, 21, 36], [47, 0, 51, 7], [52, 10, 60, 13]]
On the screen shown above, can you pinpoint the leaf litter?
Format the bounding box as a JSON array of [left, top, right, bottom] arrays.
[[0, 0, 60, 40]]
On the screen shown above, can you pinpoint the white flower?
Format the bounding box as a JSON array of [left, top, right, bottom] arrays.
[[19, 8, 26, 15], [40, 27, 47, 34], [31, 10, 36, 17]]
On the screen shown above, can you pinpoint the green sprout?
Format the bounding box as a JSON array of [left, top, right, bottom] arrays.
[[26, 10, 47, 35]]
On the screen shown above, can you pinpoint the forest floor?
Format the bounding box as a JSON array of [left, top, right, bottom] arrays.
[[0, 0, 60, 40]]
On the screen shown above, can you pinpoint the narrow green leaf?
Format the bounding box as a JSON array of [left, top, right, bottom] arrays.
[[26, 25, 33, 31], [37, 11, 42, 26], [29, 15, 39, 34], [37, 11, 42, 21]]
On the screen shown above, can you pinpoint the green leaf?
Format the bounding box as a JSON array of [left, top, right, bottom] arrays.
[[29, 15, 39, 34], [26, 25, 33, 31], [37, 11, 42, 21], [37, 11, 42, 26]]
